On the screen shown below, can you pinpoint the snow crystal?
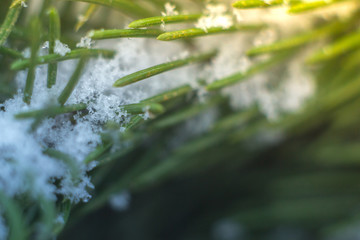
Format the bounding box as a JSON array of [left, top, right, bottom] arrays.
[[42, 41, 49, 49], [54, 40, 71, 56], [42, 40, 71, 56], [109, 190, 131, 211], [55, 214, 65, 225], [76, 37, 94, 49], [195, 4, 234, 32], [161, 3, 179, 16], [20, 0, 27, 8]]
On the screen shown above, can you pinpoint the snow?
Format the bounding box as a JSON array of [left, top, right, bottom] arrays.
[[0, 0, 354, 234], [0, 38, 201, 205], [54, 40, 71, 56], [76, 37, 94, 49], [42, 40, 71, 56], [195, 4, 234, 32], [109, 190, 131, 211], [0, 0, 341, 205], [20, 0, 27, 8], [161, 3, 179, 16]]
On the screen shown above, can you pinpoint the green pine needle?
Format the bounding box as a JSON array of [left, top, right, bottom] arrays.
[[47, 7, 61, 88], [0, 1, 22, 46], [232, 0, 283, 9], [74, 4, 98, 32], [11, 48, 115, 70], [246, 19, 348, 56], [121, 102, 165, 115], [0, 192, 27, 240], [58, 57, 88, 106], [307, 30, 360, 64], [152, 98, 221, 129], [142, 84, 192, 103], [157, 24, 266, 41], [23, 17, 42, 104], [0, 45, 23, 58], [206, 51, 292, 91], [288, 0, 347, 13], [15, 103, 87, 119], [113, 50, 217, 87], [88, 29, 164, 40], [57, 0, 153, 18], [128, 14, 202, 29]]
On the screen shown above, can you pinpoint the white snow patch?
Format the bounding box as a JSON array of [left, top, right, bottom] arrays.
[[109, 190, 131, 211]]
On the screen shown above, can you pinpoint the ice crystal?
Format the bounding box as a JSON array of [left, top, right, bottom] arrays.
[[195, 4, 233, 32], [109, 190, 131, 211], [161, 3, 179, 16], [76, 37, 94, 49], [54, 40, 71, 56]]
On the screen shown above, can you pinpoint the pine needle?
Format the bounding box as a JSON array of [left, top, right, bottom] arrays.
[[0, 1, 22, 45], [47, 7, 61, 88], [307, 30, 360, 64], [206, 51, 293, 91], [113, 50, 217, 87], [157, 24, 266, 41], [246, 19, 347, 56], [232, 0, 283, 9], [23, 17, 42, 104], [128, 14, 202, 28], [58, 57, 88, 106], [75, 4, 98, 32], [88, 29, 164, 40], [11, 48, 115, 70], [288, 0, 347, 13], [57, 0, 153, 18], [121, 102, 165, 115], [0, 46, 23, 58]]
